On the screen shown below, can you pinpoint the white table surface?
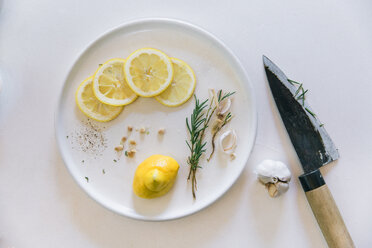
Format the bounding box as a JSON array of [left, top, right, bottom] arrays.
[[1, 0, 371, 247]]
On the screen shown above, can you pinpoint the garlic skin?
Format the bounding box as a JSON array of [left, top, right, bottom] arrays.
[[255, 160, 291, 197], [219, 129, 237, 154], [208, 89, 218, 105]]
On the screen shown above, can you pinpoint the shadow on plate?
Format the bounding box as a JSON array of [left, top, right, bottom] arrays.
[[131, 180, 178, 218]]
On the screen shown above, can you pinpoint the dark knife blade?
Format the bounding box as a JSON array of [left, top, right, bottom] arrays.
[[263, 55, 339, 173]]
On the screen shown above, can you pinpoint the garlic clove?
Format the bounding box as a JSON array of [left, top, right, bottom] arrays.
[[267, 183, 278, 197], [257, 175, 277, 184], [266, 182, 290, 198], [219, 129, 237, 154], [276, 182, 289, 195], [217, 98, 231, 116]]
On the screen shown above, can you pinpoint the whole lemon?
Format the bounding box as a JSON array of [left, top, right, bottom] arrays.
[[133, 155, 179, 199]]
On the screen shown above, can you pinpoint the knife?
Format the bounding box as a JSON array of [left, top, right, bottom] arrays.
[[263, 55, 354, 248]]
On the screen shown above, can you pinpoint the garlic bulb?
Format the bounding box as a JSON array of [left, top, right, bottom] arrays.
[[219, 129, 237, 154], [255, 160, 291, 197]]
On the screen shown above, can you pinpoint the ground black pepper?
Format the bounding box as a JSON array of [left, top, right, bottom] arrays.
[[69, 119, 107, 157]]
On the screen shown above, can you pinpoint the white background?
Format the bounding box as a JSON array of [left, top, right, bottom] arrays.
[[0, 0, 371, 247]]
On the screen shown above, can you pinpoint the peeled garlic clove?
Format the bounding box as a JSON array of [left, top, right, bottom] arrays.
[[219, 129, 237, 154], [217, 98, 231, 116]]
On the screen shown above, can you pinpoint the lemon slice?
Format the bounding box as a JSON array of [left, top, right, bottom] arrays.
[[93, 58, 138, 106], [124, 48, 174, 97], [76, 77, 124, 122], [155, 58, 196, 107]]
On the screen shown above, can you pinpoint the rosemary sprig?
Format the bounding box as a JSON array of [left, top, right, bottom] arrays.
[[186, 95, 210, 199], [288, 79, 318, 119], [218, 90, 235, 102], [207, 90, 235, 161]]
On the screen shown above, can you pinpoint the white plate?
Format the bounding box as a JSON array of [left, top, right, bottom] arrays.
[[55, 18, 257, 221]]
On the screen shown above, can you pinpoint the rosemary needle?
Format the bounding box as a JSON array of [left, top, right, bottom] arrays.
[[288, 78, 319, 120], [294, 84, 303, 97], [305, 107, 316, 118], [297, 89, 308, 101], [288, 79, 300, 85]]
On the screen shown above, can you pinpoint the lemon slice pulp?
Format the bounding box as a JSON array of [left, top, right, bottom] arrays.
[[93, 58, 138, 106], [76, 77, 124, 122], [124, 48, 174, 97], [155, 58, 196, 107]]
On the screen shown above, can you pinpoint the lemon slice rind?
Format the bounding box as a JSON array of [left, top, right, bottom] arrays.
[[124, 48, 174, 97], [155, 58, 196, 107], [76, 77, 124, 122], [92, 58, 138, 106]]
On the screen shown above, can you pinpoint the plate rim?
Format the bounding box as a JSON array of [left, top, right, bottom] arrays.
[[55, 17, 257, 221]]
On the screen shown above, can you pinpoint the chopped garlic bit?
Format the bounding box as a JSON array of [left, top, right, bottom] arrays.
[[219, 129, 237, 154], [129, 140, 136, 145], [121, 136, 127, 143], [127, 126, 133, 132], [255, 160, 291, 197], [139, 127, 146, 134], [114, 145, 124, 152], [158, 128, 165, 135], [127, 149, 136, 157]]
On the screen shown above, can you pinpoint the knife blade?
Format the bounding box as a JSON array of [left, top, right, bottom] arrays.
[[263, 55, 354, 248], [263, 55, 339, 173]]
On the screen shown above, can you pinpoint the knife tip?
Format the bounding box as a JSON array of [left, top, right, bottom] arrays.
[[262, 55, 270, 66]]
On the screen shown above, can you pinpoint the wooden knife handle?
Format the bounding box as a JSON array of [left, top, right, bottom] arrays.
[[299, 170, 354, 248]]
